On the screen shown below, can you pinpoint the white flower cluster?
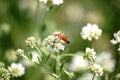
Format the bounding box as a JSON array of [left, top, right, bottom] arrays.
[[85, 47, 96, 61], [43, 32, 66, 53], [16, 49, 24, 56], [84, 47, 103, 76], [8, 63, 25, 77], [111, 30, 120, 51], [0, 67, 10, 80], [96, 51, 115, 73], [25, 36, 37, 48], [89, 63, 103, 76], [39, 0, 63, 5], [80, 23, 102, 41]]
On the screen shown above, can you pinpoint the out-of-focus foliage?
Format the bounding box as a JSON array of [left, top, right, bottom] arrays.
[[0, 0, 120, 80]]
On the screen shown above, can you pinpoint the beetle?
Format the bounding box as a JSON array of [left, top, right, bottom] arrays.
[[55, 33, 70, 44]]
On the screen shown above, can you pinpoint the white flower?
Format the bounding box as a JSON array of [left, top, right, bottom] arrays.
[[69, 52, 89, 72], [89, 63, 103, 76], [25, 36, 37, 48], [8, 63, 25, 77], [118, 47, 120, 51], [80, 23, 102, 41], [110, 39, 117, 45], [16, 49, 24, 56], [111, 30, 120, 44], [0, 67, 11, 80], [114, 31, 120, 43], [96, 51, 115, 73], [52, 0, 63, 5], [111, 30, 120, 51], [39, 0, 47, 4], [43, 32, 66, 53], [85, 47, 96, 61]]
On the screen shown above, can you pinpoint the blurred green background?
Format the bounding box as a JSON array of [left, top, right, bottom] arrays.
[[0, 0, 120, 80]]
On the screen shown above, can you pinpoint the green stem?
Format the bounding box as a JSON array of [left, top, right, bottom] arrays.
[[64, 70, 69, 75], [105, 73, 108, 80], [34, 44, 42, 57], [92, 74, 95, 80], [60, 53, 84, 58], [56, 54, 61, 80], [88, 41, 93, 48], [22, 55, 29, 60]]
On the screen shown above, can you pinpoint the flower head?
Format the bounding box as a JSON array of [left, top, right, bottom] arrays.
[[43, 32, 67, 53], [16, 49, 24, 56], [89, 63, 103, 76], [0, 67, 10, 80], [111, 30, 120, 44], [111, 30, 120, 51], [80, 23, 102, 41], [84, 47, 96, 61], [8, 63, 25, 77], [25, 36, 37, 48]]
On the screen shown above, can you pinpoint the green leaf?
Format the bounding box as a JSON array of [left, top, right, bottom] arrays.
[[37, 56, 42, 65], [41, 24, 46, 32], [60, 62, 68, 72], [44, 54, 51, 63], [26, 52, 33, 61], [52, 62, 57, 74], [60, 62, 64, 71], [34, 62, 42, 66]]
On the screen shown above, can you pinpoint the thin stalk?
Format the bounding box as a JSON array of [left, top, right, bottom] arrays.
[[89, 41, 93, 48], [92, 74, 95, 80], [56, 54, 61, 80], [34, 44, 42, 57], [105, 73, 108, 80], [60, 53, 84, 58], [22, 55, 29, 60]]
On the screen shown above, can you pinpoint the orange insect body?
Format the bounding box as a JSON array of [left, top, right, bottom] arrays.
[[55, 33, 70, 44]]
